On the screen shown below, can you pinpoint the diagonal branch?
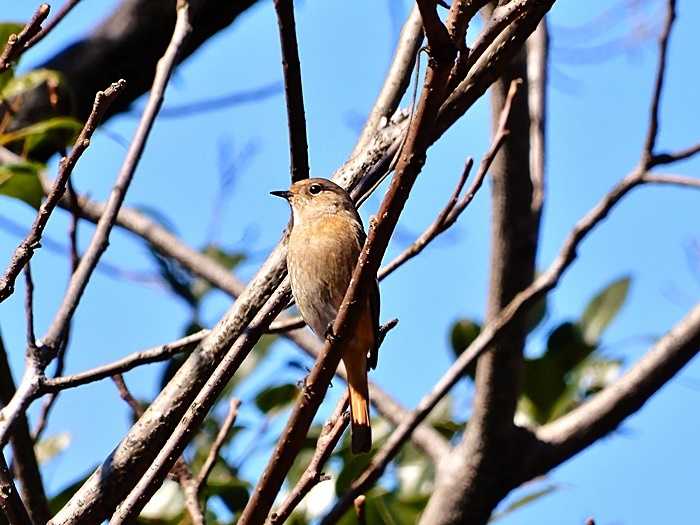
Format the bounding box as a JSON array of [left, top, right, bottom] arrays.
[[268, 394, 350, 524], [0, 3, 50, 73], [273, 0, 309, 182], [352, 5, 424, 156], [0, 453, 31, 525], [238, 3, 458, 523], [0, 80, 125, 303]]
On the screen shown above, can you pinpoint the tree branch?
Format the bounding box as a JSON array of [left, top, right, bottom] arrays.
[[0, 335, 49, 525], [109, 283, 291, 524], [195, 398, 241, 490], [352, 5, 424, 156], [535, 302, 700, 471], [273, 0, 309, 182], [0, 3, 50, 73], [25, 0, 81, 50], [238, 3, 458, 522], [0, 80, 125, 303], [267, 394, 349, 524], [42, 330, 206, 392], [641, 0, 676, 164]]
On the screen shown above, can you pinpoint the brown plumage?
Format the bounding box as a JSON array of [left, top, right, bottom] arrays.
[[271, 178, 380, 454]]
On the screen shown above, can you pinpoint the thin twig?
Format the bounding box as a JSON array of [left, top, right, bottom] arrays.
[[109, 283, 291, 524], [641, 0, 676, 164], [25, 0, 82, 50], [0, 3, 50, 72], [43, 330, 205, 392], [195, 398, 241, 490], [41, 2, 190, 351], [111, 374, 144, 417], [268, 395, 349, 524], [239, 3, 458, 522], [23, 264, 36, 349], [0, 80, 126, 303], [273, 0, 309, 182]]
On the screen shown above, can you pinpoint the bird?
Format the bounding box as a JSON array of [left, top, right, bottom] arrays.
[[271, 178, 380, 454]]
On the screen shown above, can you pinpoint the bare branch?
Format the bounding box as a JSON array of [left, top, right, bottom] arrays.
[[0, 3, 50, 73], [25, 0, 82, 50], [0, 335, 49, 524], [268, 395, 349, 524], [0, 80, 126, 303], [273, 0, 309, 183], [641, 173, 700, 188], [195, 398, 241, 489], [23, 265, 36, 349], [239, 3, 458, 521], [526, 19, 548, 219], [43, 330, 204, 392], [352, 5, 423, 156], [641, 0, 676, 164], [41, 1, 191, 351], [649, 141, 700, 168], [109, 284, 291, 524]]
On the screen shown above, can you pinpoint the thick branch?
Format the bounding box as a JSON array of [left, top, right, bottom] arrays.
[[273, 0, 309, 182], [535, 303, 700, 470]]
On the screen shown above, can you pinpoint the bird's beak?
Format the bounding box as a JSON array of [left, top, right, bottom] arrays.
[[270, 190, 292, 200]]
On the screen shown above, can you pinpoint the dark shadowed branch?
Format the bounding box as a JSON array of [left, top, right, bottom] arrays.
[[273, 0, 309, 182], [0, 453, 31, 525]]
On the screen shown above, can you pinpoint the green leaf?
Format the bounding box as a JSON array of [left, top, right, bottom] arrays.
[[0, 161, 44, 208], [254, 383, 298, 415], [1, 69, 65, 100], [0, 116, 82, 156], [580, 276, 631, 344], [34, 432, 71, 465], [490, 483, 560, 522], [544, 322, 595, 371], [449, 319, 481, 380], [524, 295, 547, 333]]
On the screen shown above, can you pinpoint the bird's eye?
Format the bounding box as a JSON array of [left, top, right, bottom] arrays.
[[309, 184, 322, 195]]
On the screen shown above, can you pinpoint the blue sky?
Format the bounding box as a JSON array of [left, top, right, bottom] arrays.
[[1, 1, 699, 523]]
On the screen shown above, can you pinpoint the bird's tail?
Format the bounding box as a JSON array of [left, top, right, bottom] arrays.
[[345, 355, 372, 454]]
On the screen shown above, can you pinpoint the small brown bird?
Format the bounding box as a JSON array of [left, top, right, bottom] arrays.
[[271, 178, 380, 454]]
